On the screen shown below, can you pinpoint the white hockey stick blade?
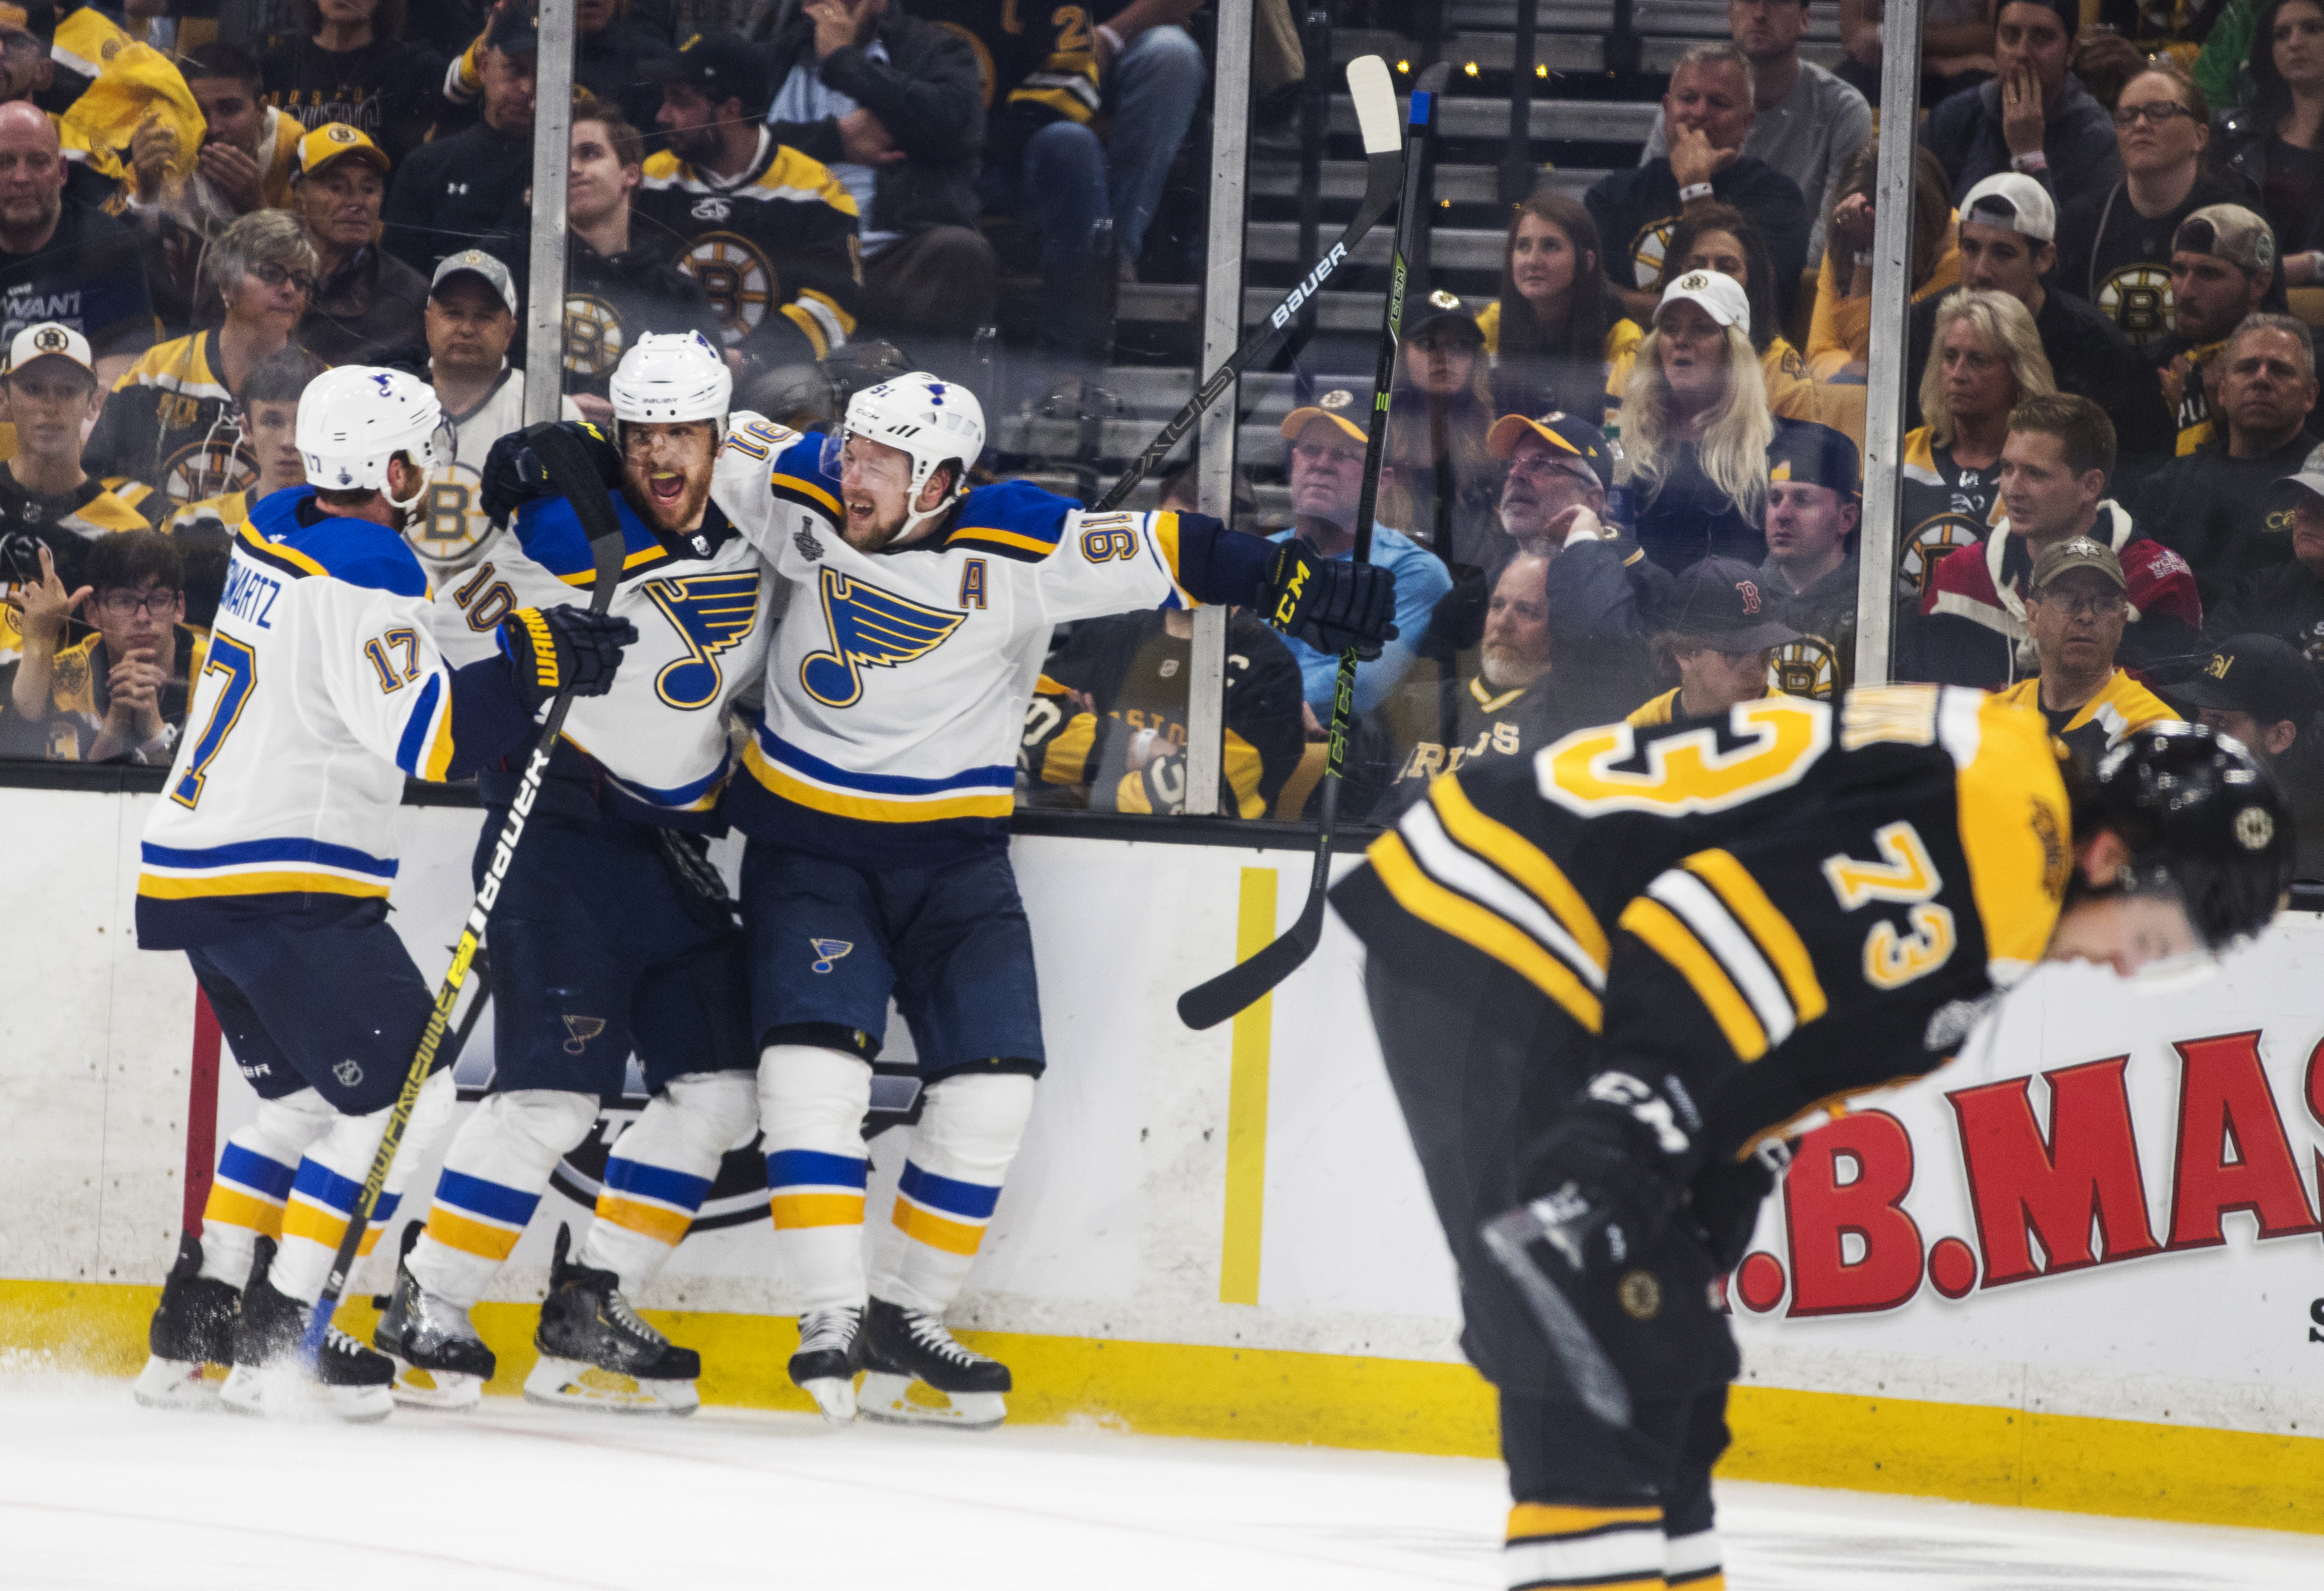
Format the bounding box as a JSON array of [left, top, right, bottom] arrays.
[[858, 1371, 1006, 1430], [1347, 54, 1399, 157]]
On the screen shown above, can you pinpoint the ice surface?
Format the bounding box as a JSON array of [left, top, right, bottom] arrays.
[[1, 1374, 2315, 1589]]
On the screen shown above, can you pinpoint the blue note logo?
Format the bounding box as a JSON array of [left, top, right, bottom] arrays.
[[563, 1016, 607, 1055], [799, 568, 967, 708], [810, 938, 853, 974], [645, 572, 763, 709]]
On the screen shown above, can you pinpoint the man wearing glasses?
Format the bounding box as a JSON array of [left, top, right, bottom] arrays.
[[1991, 536, 2176, 766], [5, 527, 202, 763]]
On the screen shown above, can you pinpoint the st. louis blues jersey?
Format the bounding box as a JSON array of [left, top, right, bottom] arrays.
[[715, 414, 1264, 864], [430, 476, 774, 831], [137, 488, 490, 947]]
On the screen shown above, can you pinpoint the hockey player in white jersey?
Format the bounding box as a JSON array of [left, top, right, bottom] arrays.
[[132, 367, 635, 1420], [385, 332, 776, 1415], [495, 373, 1400, 1426]]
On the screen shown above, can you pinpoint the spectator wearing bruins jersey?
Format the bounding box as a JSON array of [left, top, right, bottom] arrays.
[[163, 346, 325, 551], [1626, 555, 1796, 725], [6, 529, 204, 763], [84, 212, 318, 516], [2052, 65, 2258, 351], [1991, 535, 2176, 766], [2132, 314, 2320, 606], [482, 109, 723, 421], [1900, 290, 2053, 601], [1025, 604, 1304, 818], [0, 324, 153, 604], [1759, 421, 1860, 702], [2143, 205, 2283, 460], [635, 34, 862, 368], [2209, 439, 2324, 663]]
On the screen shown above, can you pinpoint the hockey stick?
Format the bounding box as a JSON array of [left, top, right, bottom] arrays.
[[1176, 64, 1448, 1033], [1092, 54, 1405, 514], [297, 424, 630, 1362], [1479, 1204, 1634, 1429]]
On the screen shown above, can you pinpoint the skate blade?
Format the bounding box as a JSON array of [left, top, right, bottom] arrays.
[[219, 1363, 394, 1424], [130, 1356, 221, 1411], [387, 1359, 485, 1412], [858, 1371, 1005, 1430], [796, 1374, 858, 1425], [522, 1356, 699, 1417]]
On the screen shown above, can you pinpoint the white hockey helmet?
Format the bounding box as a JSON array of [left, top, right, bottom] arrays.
[[296, 366, 449, 509], [835, 373, 985, 541], [610, 330, 732, 425]]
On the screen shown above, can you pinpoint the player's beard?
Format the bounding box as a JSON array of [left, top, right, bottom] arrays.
[[624, 460, 713, 534]]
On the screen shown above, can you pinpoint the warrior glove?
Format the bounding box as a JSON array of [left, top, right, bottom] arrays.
[[499, 606, 638, 712], [1257, 541, 1398, 660], [480, 420, 623, 526]]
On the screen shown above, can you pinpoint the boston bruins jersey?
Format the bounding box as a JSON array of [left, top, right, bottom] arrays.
[[1331, 687, 2072, 1163], [135, 489, 491, 948], [83, 331, 263, 514], [717, 415, 1260, 864], [429, 478, 773, 831], [402, 366, 581, 575], [1024, 606, 1305, 819], [1898, 428, 2002, 601], [912, 0, 1100, 133], [634, 131, 863, 366], [1763, 554, 1858, 702], [1342, 671, 1580, 824], [1993, 668, 2177, 770]]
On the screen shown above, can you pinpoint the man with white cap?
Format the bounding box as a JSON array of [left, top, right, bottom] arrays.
[[1904, 172, 2166, 463], [0, 321, 153, 600]]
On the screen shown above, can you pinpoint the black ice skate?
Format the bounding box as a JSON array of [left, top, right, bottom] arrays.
[[132, 1233, 240, 1410], [374, 1224, 496, 1411], [524, 1225, 700, 1416], [788, 1305, 863, 1425], [858, 1297, 1010, 1429], [217, 1238, 394, 1422]]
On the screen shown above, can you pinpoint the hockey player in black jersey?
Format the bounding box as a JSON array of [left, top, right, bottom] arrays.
[[1331, 697, 2292, 1590]]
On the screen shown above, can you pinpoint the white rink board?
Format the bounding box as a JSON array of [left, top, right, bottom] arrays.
[[4, 784, 2323, 1446]]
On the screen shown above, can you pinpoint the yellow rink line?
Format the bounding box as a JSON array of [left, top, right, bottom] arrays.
[[6, 1277, 2318, 1537]]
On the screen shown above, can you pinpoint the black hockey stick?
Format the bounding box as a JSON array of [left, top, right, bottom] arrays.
[[299, 423, 629, 1362], [1092, 54, 1405, 514], [1177, 64, 1448, 1033]]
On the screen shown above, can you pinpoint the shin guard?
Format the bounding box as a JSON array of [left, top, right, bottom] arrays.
[[197, 1088, 338, 1289], [1504, 1503, 1666, 1591], [406, 1089, 600, 1309], [577, 1071, 757, 1294], [268, 1069, 458, 1306], [872, 1072, 1035, 1317], [758, 1044, 872, 1313]]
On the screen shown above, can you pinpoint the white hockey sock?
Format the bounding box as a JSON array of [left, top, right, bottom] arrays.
[[758, 1044, 871, 1314], [197, 1088, 337, 1289], [1664, 1527, 1722, 1588], [576, 1071, 757, 1295], [1504, 1502, 1667, 1591], [269, 1069, 458, 1307], [871, 1072, 1035, 1318], [406, 1089, 600, 1310]]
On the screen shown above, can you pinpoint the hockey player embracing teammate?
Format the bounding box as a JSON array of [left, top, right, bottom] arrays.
[[133, 367, 635, 1420], [1331, 692, 2294, 1590], [383, 332, 773, 1416], [488, 372, 1400, 1428]]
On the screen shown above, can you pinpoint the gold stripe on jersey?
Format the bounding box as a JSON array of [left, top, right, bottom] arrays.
[[948, 523, 1059, 557], [234, 523, 326, 580], [1503, 1501, 1666, 1590], [1619, 895, 1770, 1061], [1949, 691, 2074, 982], [1367, 831, 1604, 1032], [136, 868, 391, 901], [1427, 774, 1609, 974], [1643, 866, 1805, 1049], [1681, 849, 1828, 1027]]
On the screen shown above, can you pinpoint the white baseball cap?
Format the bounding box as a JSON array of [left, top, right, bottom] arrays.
[[1655, 269, 1752, 336], [3, 320, 93, 378], [1961, 172, 2057, 244], [430, 248, 520, 317]]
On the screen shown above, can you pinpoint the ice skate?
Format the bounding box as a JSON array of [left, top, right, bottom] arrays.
[[788, 1305, 863, 1425], [374, 1225, 495, 1411], [216, 1239, 394, 1422], [524, 1225, 700, 1416], [858, 1297, 1009, 1429], [132, 1233, 240, 1411]]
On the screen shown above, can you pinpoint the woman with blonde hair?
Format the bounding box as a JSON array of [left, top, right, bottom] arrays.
[[1619, 269, 1774, 572], [1896, 289, 2056, 597], [1810, 142, 1961, 381]]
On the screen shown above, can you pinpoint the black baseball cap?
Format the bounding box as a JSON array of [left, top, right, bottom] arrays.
[[1654, 556, 1802, 649], [1405, 288, 1485, 344], [643, 30, 772, 115], [1767, 419, 1860, 495], [2169, 634, 2323, 728], [486, 6, 538, 56]]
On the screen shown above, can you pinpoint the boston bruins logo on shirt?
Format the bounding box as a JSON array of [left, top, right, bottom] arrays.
[[2096, 264, 2174, 346], [680, 233, 776, 344], [1770, 634, 1840, 700], [1629, 215, 1679, 289], [1898, 514, 1988, 598], [562, 293, 625, 377], [408, 461, 497, 570], [158, 438, 255, 510]]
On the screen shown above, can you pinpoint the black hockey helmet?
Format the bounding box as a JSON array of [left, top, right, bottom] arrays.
[[2073, 722, 2294, 950]]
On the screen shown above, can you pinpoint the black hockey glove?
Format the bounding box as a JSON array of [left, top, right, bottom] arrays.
[[1256, 540, 1398, 660], [1494, 1070, 1701, 1279], [498, 605, 638, 712], [1685, 1138, 1791, 1275], [480, 421, 623, 527]]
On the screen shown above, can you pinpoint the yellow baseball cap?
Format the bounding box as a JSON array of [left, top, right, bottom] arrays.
[[1279, 388, 1367, 446], [295, 122, 390, 179]]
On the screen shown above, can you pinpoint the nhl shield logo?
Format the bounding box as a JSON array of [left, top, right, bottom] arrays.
[[333, 1059, 364, 1088], [810, 938, 853, 974]]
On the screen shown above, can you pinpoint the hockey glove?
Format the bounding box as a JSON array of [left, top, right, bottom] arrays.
[[1256, 541, 1398, 660], [480, 421, 623, 527], [1685, 1138, 1790, 1275], [498, 605, 638, 712]]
